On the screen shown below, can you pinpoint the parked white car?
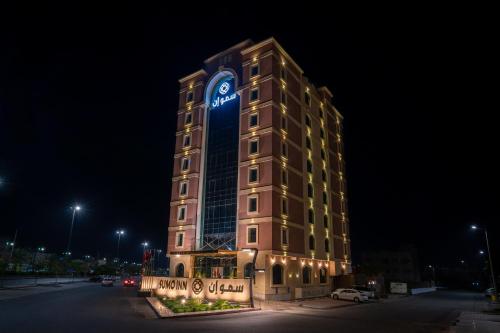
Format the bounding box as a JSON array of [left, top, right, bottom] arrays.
[[331, 288, 368, 302]]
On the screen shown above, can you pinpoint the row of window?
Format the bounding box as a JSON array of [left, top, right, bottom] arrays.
[[307, 209, 330, 227], [173, 261, 329, 286], [306, 183, 328, 203], [306, 235, 330, 252], [247, 165, 288, 186], [246, 224, 289, 247], [272, 264, 328, 285], [249, 60, 287, 81], [247, 111, 288, 131], [305, 137, 327, 159]]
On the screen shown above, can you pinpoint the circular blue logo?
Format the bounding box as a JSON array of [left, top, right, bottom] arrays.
[[219, 82, 230, 95]]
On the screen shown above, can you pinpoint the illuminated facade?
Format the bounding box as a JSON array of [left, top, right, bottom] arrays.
[[167, 38, 351, 300]]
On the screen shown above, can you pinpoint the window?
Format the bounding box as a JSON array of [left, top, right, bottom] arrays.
[[186, 91, 193, 103], [281, 227, 289, 246], [319, 108, 324, 119], [307, 160, 313, 173], [304, 91, 311, 106], [280, 90, 287, 105], [309, 235, 315, 250], [322, 169, 327, 182], [320, 267, 328, 283], [320, 128, 325, 139], [249, 112, 259, 128], [325, 239, 330, 253], [175, 263, 185, 277], [305, 114, 311, 127], [250, 87, 259, 102], [281, 115, 287, 131], [302, 266, 311, 284], [281, 141, 288, 158], [308, 208, 315, 224], [323, 191, 328, 205], [321, 149, 326, 160], [272, 264, 283, 285], [249, 138, 259, 155], [281, 197, 288, 215], [183, 134, 191, 148], [250, 63, 259, 77], [244, 263, 253, 278], [179, 181, 188, 197], [175, 232, 184, 248], [248, 195, 258, 213], [181, 157, 190, 172], [281, 169, 288, 187], [185, 112, 193, 125], [177, 205, 187, 222], [248, 165, 259, 184], [306, 137, 312, 150], [323, 215, 328, 228], [247, 226, 258, 244], [280, 66, 286, 81], [307, 183, 314, 198]]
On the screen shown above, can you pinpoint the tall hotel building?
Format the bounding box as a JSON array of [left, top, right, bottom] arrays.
[[167, 38, 351, 300]]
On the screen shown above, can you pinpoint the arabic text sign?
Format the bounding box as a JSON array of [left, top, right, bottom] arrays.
[[211, 77, 237, 109], [148, 277, 250, 303]]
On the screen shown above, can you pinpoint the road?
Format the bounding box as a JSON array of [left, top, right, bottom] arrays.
[[0, 276, 87, 288], [0, 283, 487, 333]]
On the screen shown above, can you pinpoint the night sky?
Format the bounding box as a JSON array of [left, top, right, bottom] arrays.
[[1, 5, 498, 269]]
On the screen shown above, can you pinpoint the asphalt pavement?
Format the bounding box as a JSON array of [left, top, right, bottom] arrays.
[[0, 282, 490, 333]]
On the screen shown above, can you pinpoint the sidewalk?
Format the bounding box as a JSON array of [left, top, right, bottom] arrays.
[[450, 303, 500, 333], [256, 296, 357, 311]]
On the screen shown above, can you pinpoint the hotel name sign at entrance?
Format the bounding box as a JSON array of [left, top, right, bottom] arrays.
[[146, 277, 250, 302]]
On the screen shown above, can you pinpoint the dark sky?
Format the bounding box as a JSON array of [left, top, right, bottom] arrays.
[[0, 4, 498, 269]]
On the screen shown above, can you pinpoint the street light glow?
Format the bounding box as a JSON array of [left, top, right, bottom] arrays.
[[471, 225, 478, 230], [479, 250, 485, 255], [75, 206, 81, 211], [116, 230, 125, 235]]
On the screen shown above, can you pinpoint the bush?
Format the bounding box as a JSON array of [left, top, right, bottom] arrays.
[[157, 297, 240, 313]]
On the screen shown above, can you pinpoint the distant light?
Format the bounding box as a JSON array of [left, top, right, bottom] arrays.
[[75, 206, 81, 211], [460, 260, 465, 264], [181, 299, 186, 304], [471, 225, 478, 230], [479, 250, 485, 255], [208, 302, 212, 306], [428, 265, 433, 268]]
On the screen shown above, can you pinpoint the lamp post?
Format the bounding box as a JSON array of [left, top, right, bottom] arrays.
[[141, 241, 149, 253], [471, 225, 497, 302], [67, 205, 81, 254], [115, 230, 125, 263], [7, 229, 18, 262], [428, 265, 437, 285]]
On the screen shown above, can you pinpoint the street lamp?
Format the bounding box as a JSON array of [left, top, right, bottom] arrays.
[[115, 229, 125, 263], [471, 224, 497, 302], [67, 205, 81, 254]]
